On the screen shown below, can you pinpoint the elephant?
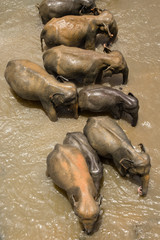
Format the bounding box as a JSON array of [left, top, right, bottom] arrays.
[[43, 45, 129, 86], [46, 144, 102, 234], [78, 85, 139, 126], [83, 116, 151, 196], [40, 8, 118, 51], [89, 7, 118, 46], [4, 60, 78, 121], [36, 0, 96, 24], [63, 132, 103, 192]]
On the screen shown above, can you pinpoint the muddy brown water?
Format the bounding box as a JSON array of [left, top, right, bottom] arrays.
[[0, 0, 160, 239]]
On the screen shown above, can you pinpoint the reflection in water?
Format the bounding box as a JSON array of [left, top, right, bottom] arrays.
[[0, 0, 160, 239]]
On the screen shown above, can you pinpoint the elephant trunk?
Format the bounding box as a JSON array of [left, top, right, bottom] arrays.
[[122, 66, 129, 84], [139, 174, 150, 196], [107, 20, 118, 45], [131, 111, 138, 127], [73, 101, 79, 119]]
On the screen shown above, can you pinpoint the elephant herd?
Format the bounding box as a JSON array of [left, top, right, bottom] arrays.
[[4, 0, 151, 235]]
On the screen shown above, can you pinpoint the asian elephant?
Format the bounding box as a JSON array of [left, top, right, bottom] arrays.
[[43, 45, 129, 86], [46, 144, 102, 234], [37, 0, 96, 24], [40, 8, 118, 51], [90, 8, 118, 46], [83, 116, 151, 196], [63, 132, 103, 192], [78, 85, 139, 126], [4, 60, 78, 121]]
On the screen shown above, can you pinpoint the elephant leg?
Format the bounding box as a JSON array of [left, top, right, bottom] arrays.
[[41, 100, 58, 121], [84, 33, 96, 50], [113, 160, 126, 177], [96, 71, 103, 84]]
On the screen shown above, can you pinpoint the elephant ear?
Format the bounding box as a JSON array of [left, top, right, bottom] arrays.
[[120, 158, 134, 170], [50, 93, 65, 107]]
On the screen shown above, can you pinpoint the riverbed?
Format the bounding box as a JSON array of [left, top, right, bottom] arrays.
[[0, 0, 160, 239]]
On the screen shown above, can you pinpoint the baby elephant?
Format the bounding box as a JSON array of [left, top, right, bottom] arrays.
[[46, 144, 101, 234], [63, 132, 103, 192], [84, 116, 151, 196], [4, 60, 78, 121], [78, 85, 139, 126], [43, 45, 129, 86], [37, 0, 96, 24], [40, 8, 118, 51]]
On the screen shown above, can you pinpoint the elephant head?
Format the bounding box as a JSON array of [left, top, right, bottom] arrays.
[[97, 22, 114, 38], [92, 8, 118, 44], [72, 194, 102, 234], [103, 46, 129, 84], [119, 144, 151, 196], [50, 91, 78, 119]]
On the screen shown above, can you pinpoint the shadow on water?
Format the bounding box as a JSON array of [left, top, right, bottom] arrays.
[[78, 105, 135, 126], [10, 88, 42, 110]]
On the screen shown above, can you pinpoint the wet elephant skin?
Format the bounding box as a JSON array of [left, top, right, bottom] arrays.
[[4, 59, 78, 122], [43, 45, 129, 86], [40, 9, 118, 51], [63, 131, 103, 192], [46, 144, 101, 234], [37, 0, 96, 24], [83, 116, 151, 196], [78, 85, 139, 126]]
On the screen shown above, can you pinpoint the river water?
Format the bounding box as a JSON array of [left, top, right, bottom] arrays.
[[0, 0, 160, 239]]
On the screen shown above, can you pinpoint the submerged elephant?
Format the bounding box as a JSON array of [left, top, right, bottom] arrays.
[[78, 85, 139, 126], [4, 60, 78, 121], [40, 8, 118, 51], [43, 45, 129, 86], [46, 144, 102, 234], [63, 132, 103, 191], [84, 117, 151, 196], [37, 0, 96, 24]]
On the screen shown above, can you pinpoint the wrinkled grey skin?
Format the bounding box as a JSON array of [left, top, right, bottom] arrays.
[[40, 8, 118, 51], [46, 144, 101, 234], [4, 60, 78, 122], [63, 132, 103, 192], [78, 85, 139, 126], [84, 117, 151, 196], [37, 0, 96, 24], [43, 45, 129, 86]]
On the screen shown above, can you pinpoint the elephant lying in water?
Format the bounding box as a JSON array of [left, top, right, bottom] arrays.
[[37, 0, 96, 24], [46, 144, 102, 234], [40, 8, 118, 51], [43, 45, 129, 86], [63, 132, 103, 192], [78, 85, 139, 126], [4, 60, 78, 121], [84, 116, 151, 196]]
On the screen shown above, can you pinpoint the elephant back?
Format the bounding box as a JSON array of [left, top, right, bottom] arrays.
[[84, 116, 131, 157]]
